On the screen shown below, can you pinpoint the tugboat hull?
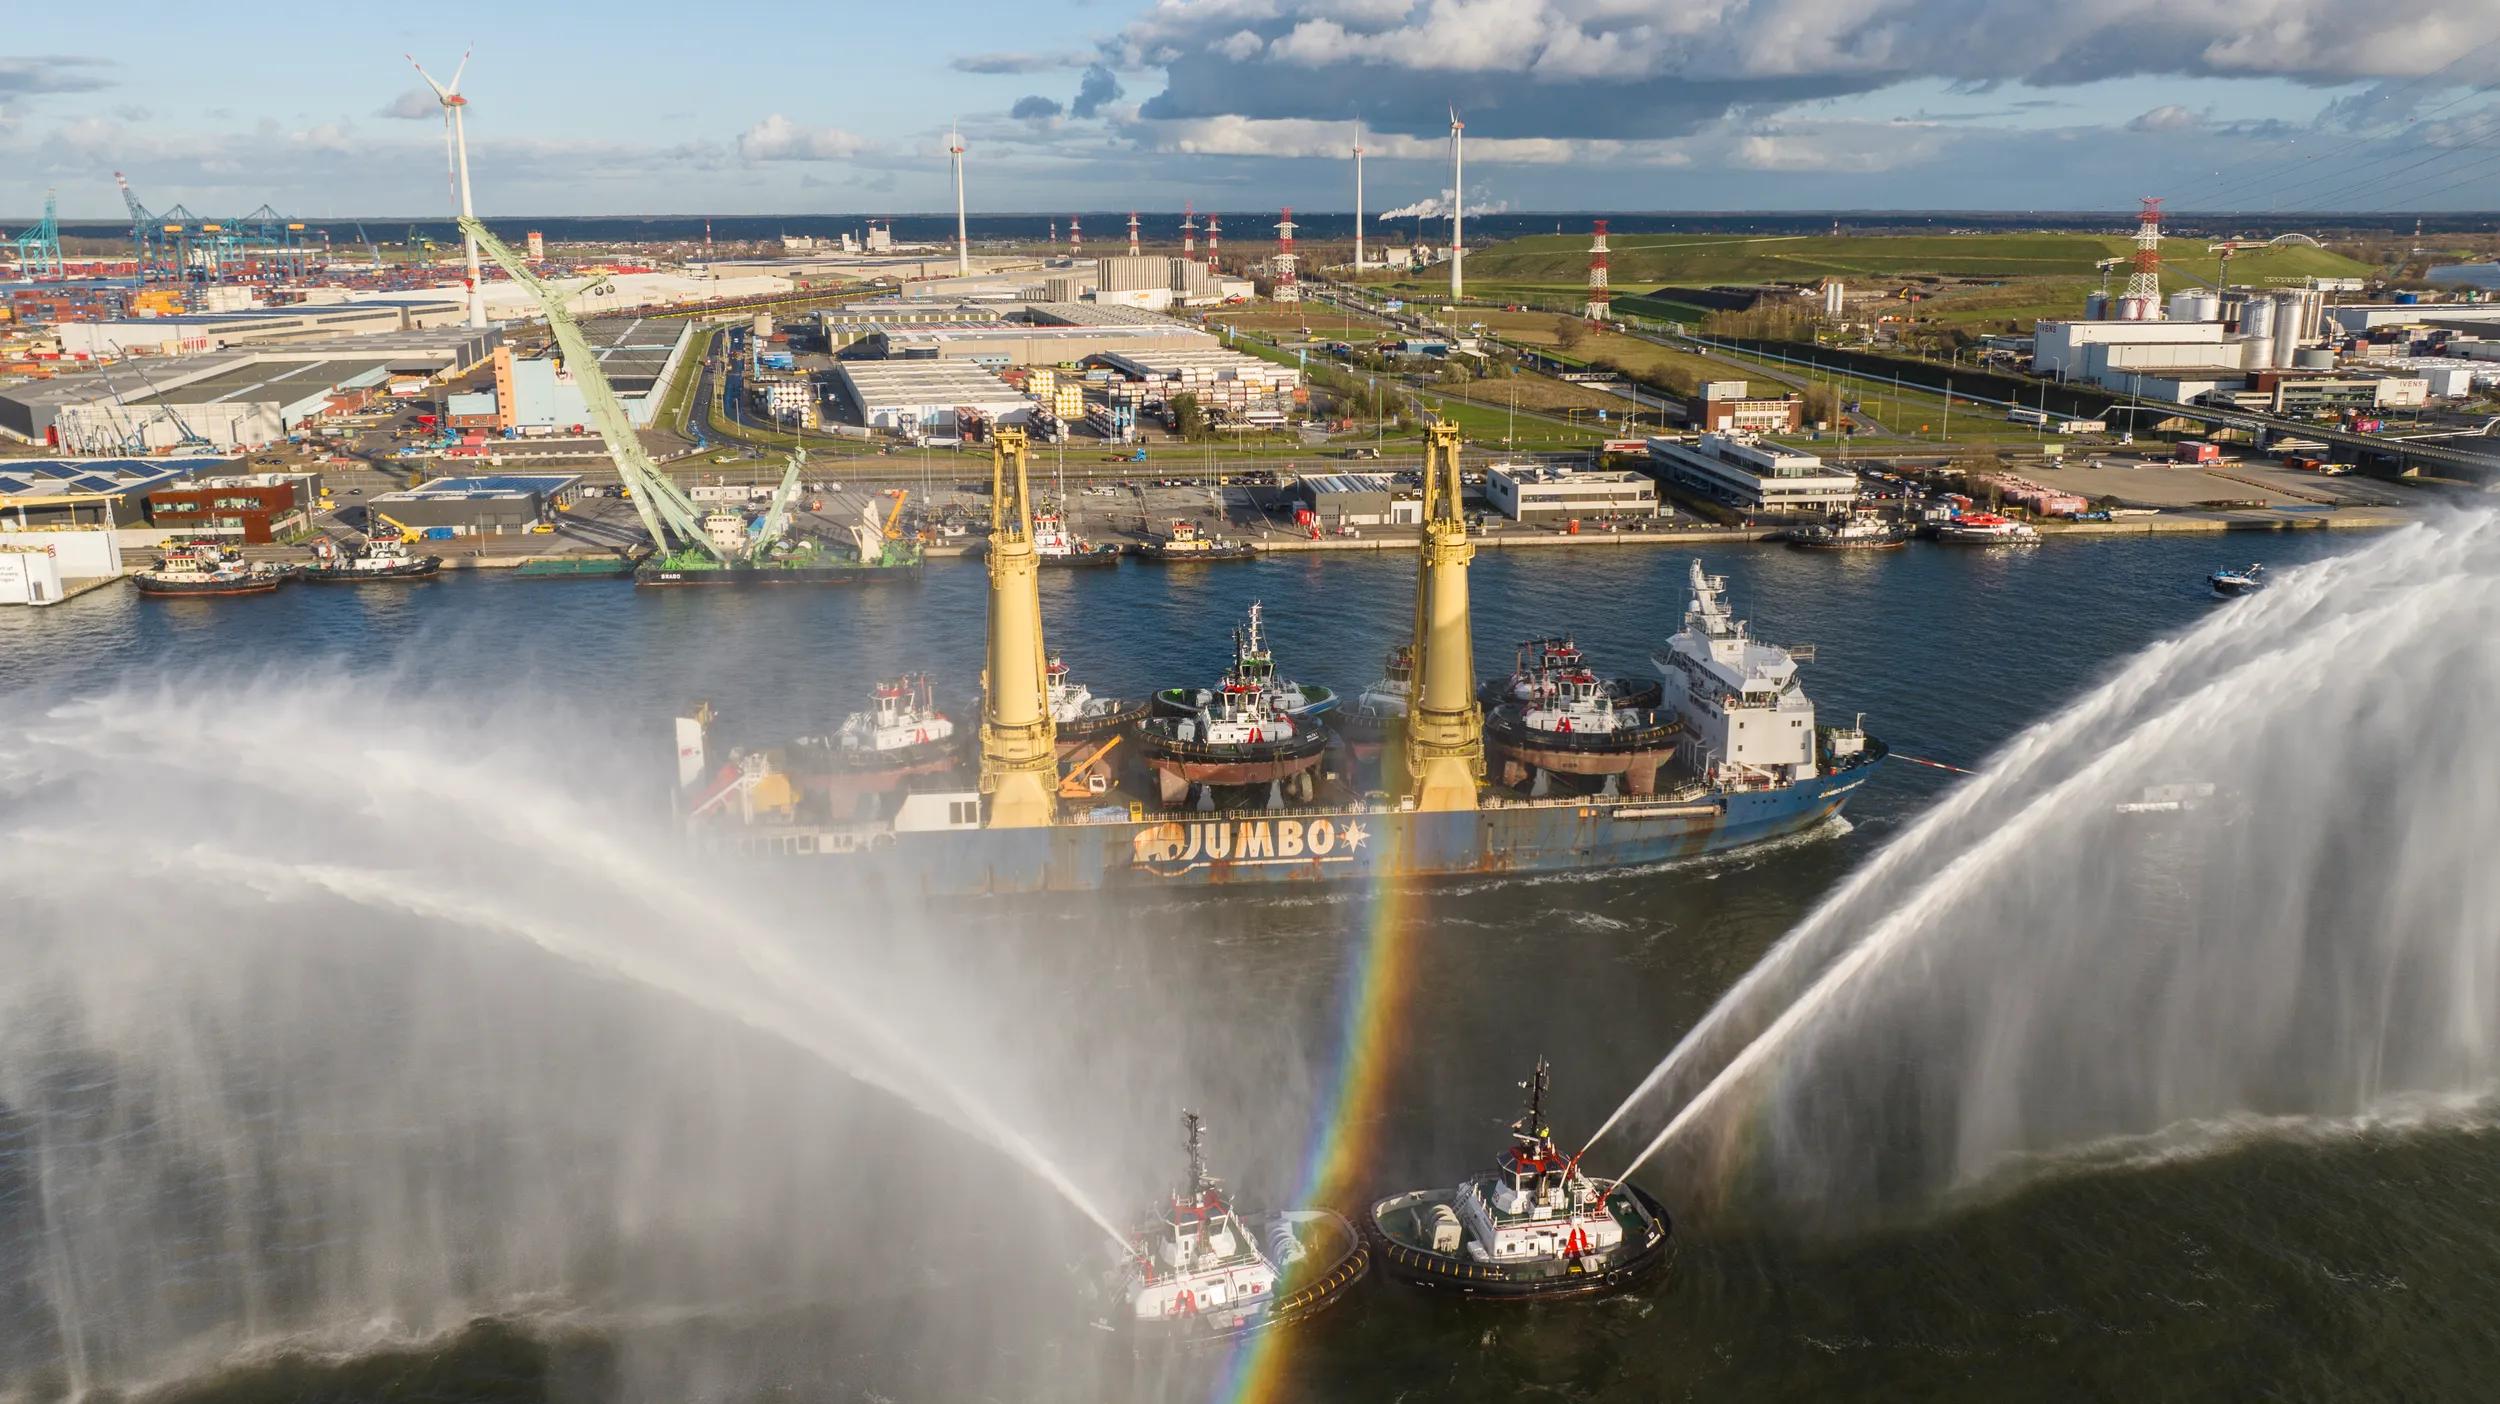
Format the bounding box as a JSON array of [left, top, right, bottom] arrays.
[[1040, 547, 1123, 568], [134, 574, 288, 597], [301, 558, 442, 583], [633, 562, 922, 587], [1110, 1210, 1369, 1350], [1365, 1184, 1672, 1300]]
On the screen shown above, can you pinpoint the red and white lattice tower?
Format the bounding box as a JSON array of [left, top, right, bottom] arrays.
[[1585, 219, 1612, 321], [1069, 215, 1082, 254], [1272, 207, 1300, 302], [1181, 201, 1196, 259], [2125, 196, 2163, 310], [1206, 212, 1221, 267], [1128, 211, 1140, 256]]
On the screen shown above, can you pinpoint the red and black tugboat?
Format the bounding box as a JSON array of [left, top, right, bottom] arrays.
[[1484, 657, 1684, 798], [1479, 636, 1661, 711], [1098, 1111, 1367, 1348], [132, 543, 295, 598], [1367, 1060, 1671, 1300]]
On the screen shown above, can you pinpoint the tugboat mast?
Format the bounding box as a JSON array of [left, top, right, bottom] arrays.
[[1183, 1109, 1212, 1200], [1514, 1057, 1553, 1151]]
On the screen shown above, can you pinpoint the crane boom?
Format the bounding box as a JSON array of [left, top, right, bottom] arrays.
[[456, 215, 732, 563], [753, 450, 803, 553]]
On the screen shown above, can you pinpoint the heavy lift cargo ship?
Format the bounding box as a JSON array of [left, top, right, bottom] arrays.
[[676, 423, 1884, 894]]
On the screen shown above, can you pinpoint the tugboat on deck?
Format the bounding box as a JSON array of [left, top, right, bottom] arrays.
[[301, 535, 442, 583], [1154, 603, 1338, 719], [1032, 504, 1122, 567], [1368, 1059, 1670, 1300], [1047, 656, 1149, 744], [1132, 519, 1256, 564], [2207, 562, 2265, 598], [133, 543, 293, 597], [1478, 636, 1661, 712], [1100, 1112, 1367, 1348], [1485, 660, 1684, 798], [1138, 665, 1328, 808], [782, 674, 963, 817], [1334, 644, 1414, 744]]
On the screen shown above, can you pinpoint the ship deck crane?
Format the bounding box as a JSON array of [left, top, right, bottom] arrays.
[[458, 214, 735, 565]]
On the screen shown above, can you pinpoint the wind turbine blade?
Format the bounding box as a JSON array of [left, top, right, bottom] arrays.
[[406, 54, 450, 102], [448, 48, 471, 94]]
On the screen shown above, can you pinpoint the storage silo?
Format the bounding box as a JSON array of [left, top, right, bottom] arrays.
[[2168, 290, 2220, 322], [2296, 348, 2337, 370], [2085, 291, 2110, 321], [2271, 293, 2303, 368], [2240, 295, 2276, 345]]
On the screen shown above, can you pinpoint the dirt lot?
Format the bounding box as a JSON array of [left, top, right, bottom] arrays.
[[2007, 455, 2414, 510]]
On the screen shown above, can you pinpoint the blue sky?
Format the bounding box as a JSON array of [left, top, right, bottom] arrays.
[[9, 0, 2500, 220]]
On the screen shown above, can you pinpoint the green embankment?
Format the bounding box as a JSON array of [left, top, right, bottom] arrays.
[[1463, 232, 2370, 291]]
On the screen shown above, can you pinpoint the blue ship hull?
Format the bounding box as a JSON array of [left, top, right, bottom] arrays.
[[741, 751, 1883, 897]]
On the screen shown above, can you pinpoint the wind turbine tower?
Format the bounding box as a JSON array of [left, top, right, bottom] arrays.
[[1448, 108, 1464, 306], [409, 50, 485, 329], [947, 126, 969, 276], [1352, 119, 1366, 274]]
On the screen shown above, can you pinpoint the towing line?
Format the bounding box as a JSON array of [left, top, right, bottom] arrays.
[[1894, 753, 1978, 775]]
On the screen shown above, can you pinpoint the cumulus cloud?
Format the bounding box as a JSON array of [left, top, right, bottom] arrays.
[[1071, 64, 1124, 120], [736, 114, 871, 162], [2128, 104, 2203, 132], [1011, 95, 1065, 122], [378, 89, 437, 121], [0, 56, 110, 97], [1120, 0, 2500, 146], [952, 50, 1088, 74]]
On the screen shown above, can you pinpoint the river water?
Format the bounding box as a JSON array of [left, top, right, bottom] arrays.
[[2, 528, 2486, 1403]]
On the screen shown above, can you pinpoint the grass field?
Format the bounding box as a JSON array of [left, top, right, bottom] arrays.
[[1463, 232, 2372, 290]]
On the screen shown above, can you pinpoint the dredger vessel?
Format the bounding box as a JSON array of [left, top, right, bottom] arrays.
[[675, 423, 1882, 893]]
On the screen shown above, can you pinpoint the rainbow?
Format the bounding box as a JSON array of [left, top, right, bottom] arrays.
[[1216, 821, 1431, 1404]]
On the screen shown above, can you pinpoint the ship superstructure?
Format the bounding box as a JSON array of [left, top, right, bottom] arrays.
[[1653, 562, 1864, 791]]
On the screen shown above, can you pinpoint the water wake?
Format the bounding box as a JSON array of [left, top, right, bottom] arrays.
[[1592, 514, 2500, 1223]]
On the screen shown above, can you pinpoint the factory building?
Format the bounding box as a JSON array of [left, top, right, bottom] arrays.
[[0, 328, 500, 450], [833, 360, 1033, 436], [866, 322, 1216, 367], [143, 472, 321, 543], [750, 374, 818, 426], [814, 300, 1004, 350], [52, 302, 464, 358], [1690, 380, 1803, 433], [460, 319, 693, 433], [325, 269, 794, 322], [1646, 433, 1856, 516], [367, 474, 581, 536], [2033, 285, 2346, 403], [0, 458, 216, 530], [1482, 463, 1659, 523], [1089, 347, 1301, 429], [1289, 473, 1422, 527], [1094, 255, 1176, 311]]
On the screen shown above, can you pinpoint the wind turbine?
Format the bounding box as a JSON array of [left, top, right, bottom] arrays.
[[1449, 107, 1464, 306], [947, 123, 969, 277], [1352, 114, 1366, 275], [408, 50, 485, 328]]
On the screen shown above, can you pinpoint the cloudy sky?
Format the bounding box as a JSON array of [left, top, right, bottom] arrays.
[[9, 0, 2500, 220]]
